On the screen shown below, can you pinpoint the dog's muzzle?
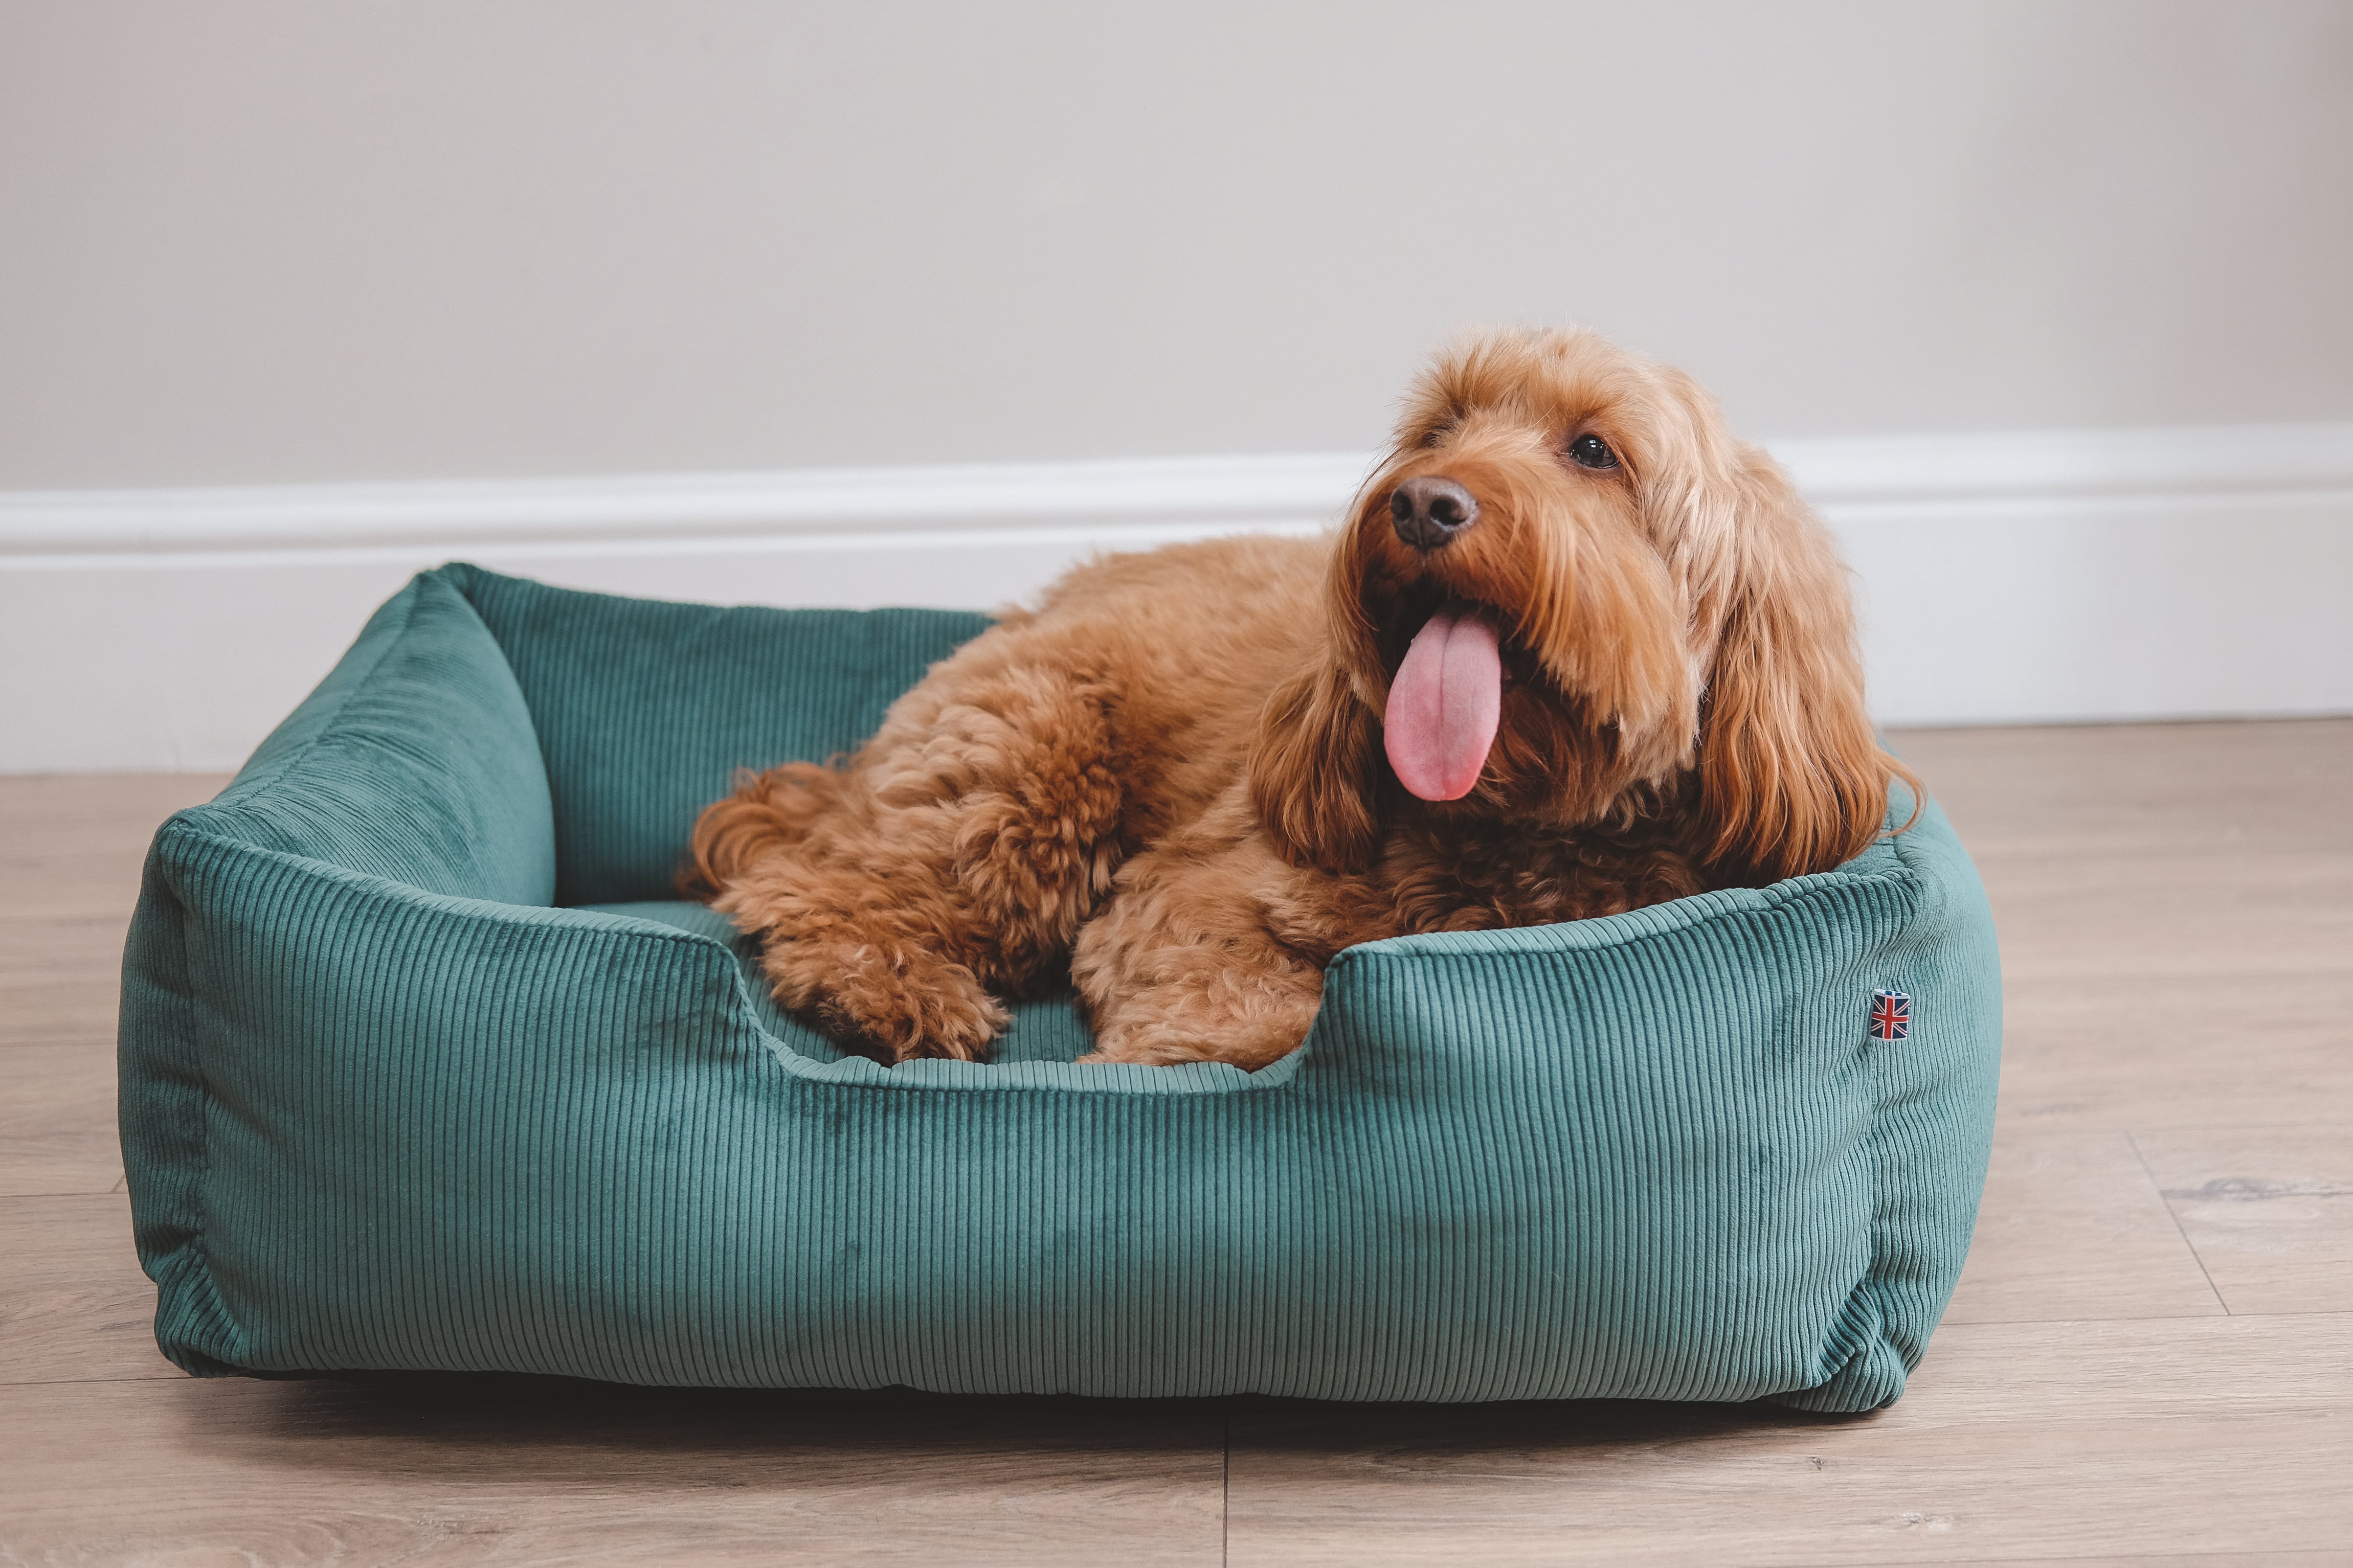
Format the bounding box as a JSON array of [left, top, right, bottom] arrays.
[[1391, 476, 1480, 551]]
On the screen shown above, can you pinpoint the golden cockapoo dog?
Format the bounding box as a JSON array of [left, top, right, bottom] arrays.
[[690, 328, 1916, 1069]]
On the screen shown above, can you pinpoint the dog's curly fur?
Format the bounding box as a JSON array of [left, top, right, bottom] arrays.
[[689, 328, 1917, 1068]]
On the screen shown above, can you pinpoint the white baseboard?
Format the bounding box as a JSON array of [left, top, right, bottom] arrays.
[[5, 425, 2349, 772]]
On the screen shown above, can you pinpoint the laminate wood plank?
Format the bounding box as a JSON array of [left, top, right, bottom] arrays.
[[0, 771, 228, 923], [0, 1191, 170, 1385], [0, 850, 151, 926], [2135, 1124, 2353, 1316], [0, 1038, 122, 1197], [1942, 1130, 2222, 1325], [0, 914, 134, 1046], [1908, 724, 2353, 1134], [1974, 850, 2353, 984], [1225, 1314, 2353, 1567], [0, 772, 231, 831], [1995, 967, 2353, 1130], [0, 778, 220, 1043], [0, 1377, 1226, 1566], [1889, 718, 2353, 859], [1848, 1557, 2353, 1567]]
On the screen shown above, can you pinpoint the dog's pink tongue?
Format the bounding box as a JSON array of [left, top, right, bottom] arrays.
[[1384, 609, 1502, 802]]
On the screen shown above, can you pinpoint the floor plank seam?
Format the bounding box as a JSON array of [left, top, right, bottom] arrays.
[[2099, 1118, 2353, 1133], [1998, 1117, 2353, 1135], [1220, 1413, 1230, 1568], [0, 1188, 137, 1200], [1940, 1307, 2353, 1333], [2124, 1127, 2232, 1316], [1938, 1308, 2232, 1328]]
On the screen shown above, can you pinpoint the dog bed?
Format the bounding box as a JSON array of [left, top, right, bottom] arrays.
[[120, 563, 2001, 1410]]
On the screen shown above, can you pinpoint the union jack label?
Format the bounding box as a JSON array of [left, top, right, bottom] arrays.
[[1869, 989, 1912, 1041]]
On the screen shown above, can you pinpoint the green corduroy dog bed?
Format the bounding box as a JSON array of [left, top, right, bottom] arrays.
[[119, 563, 2001, 1411]]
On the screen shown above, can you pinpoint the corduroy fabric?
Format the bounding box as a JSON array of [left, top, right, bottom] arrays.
[[118, 564, 2002, 1410]]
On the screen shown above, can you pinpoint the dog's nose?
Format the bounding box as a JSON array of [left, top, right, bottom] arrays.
[[1390, 476, 1480, 550]]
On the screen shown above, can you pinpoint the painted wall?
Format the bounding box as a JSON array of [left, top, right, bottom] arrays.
[[6, 0, 2352, 490]]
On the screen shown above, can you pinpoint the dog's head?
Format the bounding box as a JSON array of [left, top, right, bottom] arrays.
[[1248, 327, 1912, 882]]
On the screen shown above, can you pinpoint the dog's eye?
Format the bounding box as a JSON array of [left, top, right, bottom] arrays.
[[1419, 422, 1455, 450], [1567, 434, 1618, 470]]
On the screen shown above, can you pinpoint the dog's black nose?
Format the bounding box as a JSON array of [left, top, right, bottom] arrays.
[[1390, 476, 1480, 550]]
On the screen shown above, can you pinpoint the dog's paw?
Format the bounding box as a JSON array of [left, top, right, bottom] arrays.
[[1079, 1011, 1310, 1070], [768, 939, 1011, 1064], [874, 980, 1013, 1064]]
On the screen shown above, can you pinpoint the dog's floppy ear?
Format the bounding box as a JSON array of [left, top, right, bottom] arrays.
[[1695, 451, 1913, 883], [1247, 658, 1384, 874]]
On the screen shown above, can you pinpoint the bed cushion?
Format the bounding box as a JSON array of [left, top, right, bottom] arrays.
[[118, 563, 2002, 1410]]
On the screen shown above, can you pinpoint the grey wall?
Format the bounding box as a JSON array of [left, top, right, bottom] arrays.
[[4, 0, 2350, 489]]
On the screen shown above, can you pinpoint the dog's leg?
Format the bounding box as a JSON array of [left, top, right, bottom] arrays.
[[1069, 812, 1344, 1070], [704, 663, 1127, 1062]]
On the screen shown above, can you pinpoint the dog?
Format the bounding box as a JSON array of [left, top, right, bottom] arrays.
[[688, 327, 1916, 1069]]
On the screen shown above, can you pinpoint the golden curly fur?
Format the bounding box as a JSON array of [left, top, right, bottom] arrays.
[[690, 328, 1916, 1067]]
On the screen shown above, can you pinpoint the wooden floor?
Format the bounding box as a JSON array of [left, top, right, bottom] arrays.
[[4, 720, 2350, 1565]]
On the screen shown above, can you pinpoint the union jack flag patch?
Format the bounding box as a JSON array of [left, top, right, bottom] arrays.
[[1869, 989, 1912, 1041]]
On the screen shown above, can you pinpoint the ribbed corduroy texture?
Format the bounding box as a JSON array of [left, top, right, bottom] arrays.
[[119, 564, 2002, 1410]]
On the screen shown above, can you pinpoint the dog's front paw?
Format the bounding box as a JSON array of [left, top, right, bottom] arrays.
[[1079, 1007, 1313, 1070], [890, 973, 1014, 1063], [766, 940, 1011, 1063]]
